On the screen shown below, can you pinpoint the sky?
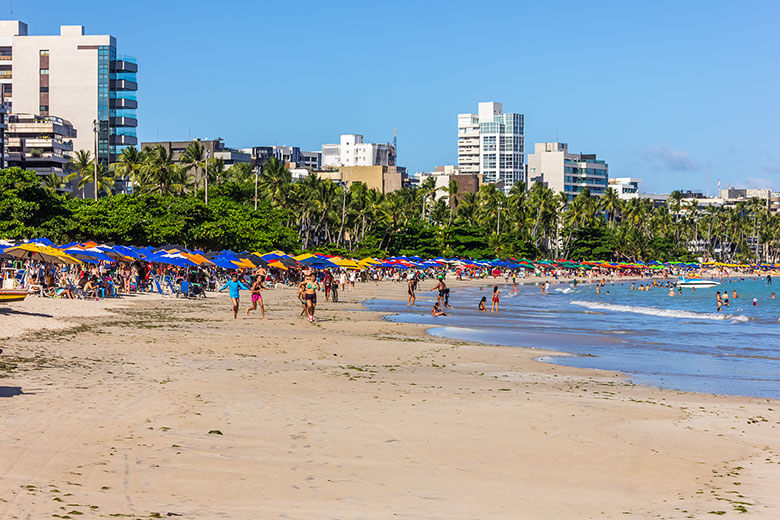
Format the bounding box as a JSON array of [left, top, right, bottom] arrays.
[[12, 0, 780, 193]]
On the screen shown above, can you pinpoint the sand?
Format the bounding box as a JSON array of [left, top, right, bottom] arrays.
[[0, 279, 778, 519]]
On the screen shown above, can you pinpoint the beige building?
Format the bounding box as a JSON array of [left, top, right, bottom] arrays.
[[328, 165, 407, 194], [419, 165, 482, 206], [0, 20, 137, 165]]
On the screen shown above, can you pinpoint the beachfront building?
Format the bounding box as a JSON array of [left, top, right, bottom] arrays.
[[5, 113, 76, 179], [609, 177, 641, 199], [527, 142, 609, 201], [140, 139, 251, 166], [418, 165, 482, 206], [0, 20, 138, 165], [241, 145, 321, 170], [321, 134, 396, 168], [0, 97, 6, 167], [457, 101, 524, 192]]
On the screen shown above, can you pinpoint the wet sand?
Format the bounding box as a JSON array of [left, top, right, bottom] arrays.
[[0, 279, 778, 519]]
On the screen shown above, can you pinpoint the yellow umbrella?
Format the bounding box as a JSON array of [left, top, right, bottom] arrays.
[[294, 253, 316, 261], [4, 243, 81, 265], [359, 257, 382, 265], [333, 258, 360, 269]]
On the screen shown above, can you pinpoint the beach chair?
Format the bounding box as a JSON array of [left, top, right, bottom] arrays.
[[151, 275, 165, 296]]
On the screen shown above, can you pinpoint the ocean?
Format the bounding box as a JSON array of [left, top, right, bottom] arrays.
[[365, 277, 780, 399]]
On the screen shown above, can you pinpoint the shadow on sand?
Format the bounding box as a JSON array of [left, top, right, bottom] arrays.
[[0, 386, 26, 398], [0, 307, 53, 318]]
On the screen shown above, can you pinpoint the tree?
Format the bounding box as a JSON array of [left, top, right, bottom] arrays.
[[180, 140, 206, 191], [112, 146, 145, 193], [65, 150, 94, 199], [258, 157, 292, 207]]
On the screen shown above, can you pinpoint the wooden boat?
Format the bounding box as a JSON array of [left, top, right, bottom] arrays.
[[0, 289, 27, 303]]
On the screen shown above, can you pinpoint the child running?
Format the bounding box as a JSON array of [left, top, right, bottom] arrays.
[[219, 273, 248, 319], [246, 274, 265, 319]]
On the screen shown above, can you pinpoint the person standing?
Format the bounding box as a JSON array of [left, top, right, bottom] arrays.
[[491, 285, 500, 312], [219, 273, 248, 319], [407, 276, 417, 306], [715, 291, 722, 312]]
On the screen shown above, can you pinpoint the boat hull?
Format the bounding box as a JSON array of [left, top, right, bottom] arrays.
[[0, 289, 27, 303], [676, 280, 720, 288]]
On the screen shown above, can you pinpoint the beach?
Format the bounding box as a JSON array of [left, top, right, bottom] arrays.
[[1, 280, 778, 519]]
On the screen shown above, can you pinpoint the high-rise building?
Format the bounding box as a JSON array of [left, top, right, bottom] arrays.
[[321, 134, 396, 168], [0, 20, 138, 165], [457, 102, 524, 192], [6, 113, 76, 178], [527, 142, 609, 201]]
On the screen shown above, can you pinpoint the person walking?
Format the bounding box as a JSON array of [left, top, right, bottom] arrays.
[[302, 273, 320, 323], [219, 273, 248, 319]]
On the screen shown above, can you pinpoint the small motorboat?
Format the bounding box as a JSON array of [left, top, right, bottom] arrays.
[[0, 289, 27, 303], [675, 276, 720, 288]]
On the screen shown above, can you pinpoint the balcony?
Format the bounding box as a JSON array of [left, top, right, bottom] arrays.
[[110, 79, 137, 91], [110, 59, 138, 73], [110, 116, 137, 127], [110, 97, 137, 109], [110, 134, 137, 146]]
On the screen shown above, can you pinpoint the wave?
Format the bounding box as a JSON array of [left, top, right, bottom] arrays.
[[570, 300, 750, 322]]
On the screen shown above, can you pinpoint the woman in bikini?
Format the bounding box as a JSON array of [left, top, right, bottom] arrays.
[[303, 273, 320, 323], [491, 285, 500, 312]]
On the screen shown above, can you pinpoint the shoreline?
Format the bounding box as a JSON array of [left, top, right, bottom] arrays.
[[1, 282, 778, 518]]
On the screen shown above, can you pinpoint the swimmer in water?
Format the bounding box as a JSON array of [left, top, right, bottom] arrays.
[[733, 289, 738, 299], [668, 288, 675, 297]]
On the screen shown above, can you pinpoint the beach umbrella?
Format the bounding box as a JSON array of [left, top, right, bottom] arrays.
[[4, 243, 81, 265], [62, 248, 115, 263]]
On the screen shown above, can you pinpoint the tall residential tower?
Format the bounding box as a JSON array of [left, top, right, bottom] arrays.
[[0, 20, 137, 165], [457, 101, 524, 191]]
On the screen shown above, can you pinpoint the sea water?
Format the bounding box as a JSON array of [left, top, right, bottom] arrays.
[[365, 278, 780, 399]]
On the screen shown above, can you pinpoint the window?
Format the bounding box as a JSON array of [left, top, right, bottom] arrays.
[[40, 105, 48, 112], [482, 136, 496, 151], [40, 68, 49, 75], [40, 86, 49, 93], [40, 50, 49, 56]]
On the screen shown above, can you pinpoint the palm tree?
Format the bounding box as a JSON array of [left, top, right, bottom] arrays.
[[42, 173, 66, 192], [65, 150, 94, 199], [258, 157, 292, 207], [142, 145, 186, 196], [180, 140, 206, 191], [111, 146, 145, 193], [600, 187, 621, 227], [446, 178, 459, 225]]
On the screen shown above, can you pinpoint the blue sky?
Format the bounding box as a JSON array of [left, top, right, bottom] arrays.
[[15, 0, 780, 193]]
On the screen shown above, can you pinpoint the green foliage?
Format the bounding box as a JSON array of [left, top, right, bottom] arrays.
[[0, 167, 70, 238]]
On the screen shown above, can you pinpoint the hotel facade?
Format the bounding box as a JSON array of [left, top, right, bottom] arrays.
[[527, 142, 609, 201], [457, 101, 524, 192], [0, 20, 137, 166]]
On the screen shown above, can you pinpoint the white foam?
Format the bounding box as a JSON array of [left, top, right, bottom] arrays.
[[570, 300, 750, 322]]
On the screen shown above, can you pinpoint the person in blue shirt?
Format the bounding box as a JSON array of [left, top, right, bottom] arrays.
[[219, 273, 249, 319]]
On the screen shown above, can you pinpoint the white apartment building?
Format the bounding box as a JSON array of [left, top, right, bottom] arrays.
[[527, 142, 609, 201], [321, 134, 396, 168], [0, 20, 137, 165], [609, 177, 641, 199], [418, 164, 482, 204], [457, 101, 524, 192]]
